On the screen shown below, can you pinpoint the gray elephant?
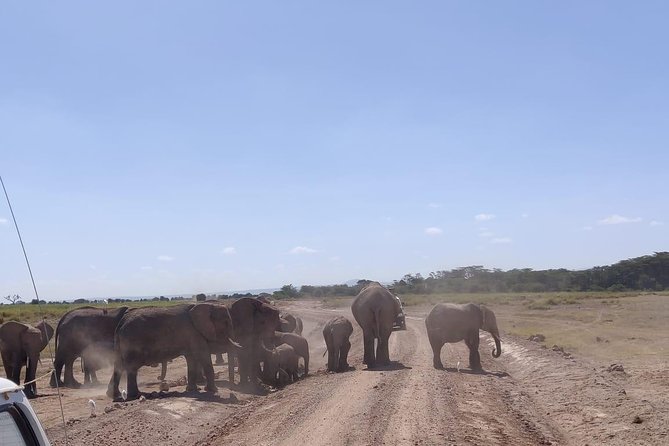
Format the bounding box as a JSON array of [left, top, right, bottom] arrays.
[[106, 303, 239, 400], [425, 303, 501, 371], [228, 298, 281, 388], [322, 316, 353, 372], [263, 344, 299, 386], [278, 313, 297, 333], [0, 320, 54, 398], [351, 283, 402, 368], [273, 331, 309, 375], [51, 306, 128, 388]]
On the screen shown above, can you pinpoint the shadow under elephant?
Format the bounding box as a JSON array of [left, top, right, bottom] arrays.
[[364, 361, 412, 372]]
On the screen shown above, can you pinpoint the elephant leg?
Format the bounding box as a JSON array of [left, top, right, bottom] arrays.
[[185, 355, 201, 392], [428, 332, 444, 369], [325, 333, 336, 371], [362, 331, 376, 367], [199, 353, 217, 393], [338, 340, 351, 372], [159, 360, 167, 381], [64, 359, 81, 388], [50, 355, 64, 387], [127, 368, 140, 399], [1, 350, 13, 381], [106, 360, 122, 399], [304, 351, 309, 376], [376, 331, 391, 366], [10, 355, 22, 386], [25, 355, 39, 398], [214, 353, 225, 365], [465, 332, 482, 371], [227, 351, 236, 385], [90, 370, 99, 385]]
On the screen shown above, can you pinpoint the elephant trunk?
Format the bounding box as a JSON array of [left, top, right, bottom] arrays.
[[491, 333, 502, 358]]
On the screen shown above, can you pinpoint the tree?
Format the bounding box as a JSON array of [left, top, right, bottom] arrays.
[[3, 294, 22, 305], [195, 293, 207, 302]]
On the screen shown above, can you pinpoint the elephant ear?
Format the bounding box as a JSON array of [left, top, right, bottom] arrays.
[[479, 305, 497, 332], [189, 304, 218, 342], [36, 321, 54, 350]]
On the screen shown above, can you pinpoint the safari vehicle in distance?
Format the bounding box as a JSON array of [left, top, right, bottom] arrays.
[[0, 377, 51, 446], [393, 295, 407, 331]]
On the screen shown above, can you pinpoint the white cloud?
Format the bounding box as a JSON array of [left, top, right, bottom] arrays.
[[222, 247, 237, 255], [289, 246, 317, 254], [157, 255, 174, 262], [424, 227, 443, 236], [650, 220, 664, 227], [479, 231, 494, 238], [140, 266, 153, 270], [491, 237, 512, 244], [597, 214, 642, 225], [0, 218, 8, 225], [475, 213, 495, 222], [428, 203, 442, 208]]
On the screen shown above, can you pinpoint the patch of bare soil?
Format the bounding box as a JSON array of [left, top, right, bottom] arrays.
[[29, 298, 669, 445]]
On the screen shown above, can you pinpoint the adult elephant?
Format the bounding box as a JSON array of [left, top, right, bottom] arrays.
[[322, 316, 353, 372], [50, 306, 128, 388], [425, 303, 501, 371], [0, 320, 54, 398], [351, 283, 402, 368], [228, 297, 280, 387], [107, 303, 239, 400]]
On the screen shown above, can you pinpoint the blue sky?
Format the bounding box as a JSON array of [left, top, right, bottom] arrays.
[[1, 1, 667, 300]]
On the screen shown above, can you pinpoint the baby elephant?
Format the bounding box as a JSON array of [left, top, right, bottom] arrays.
[[270, 344, 300, 386], [322, 316, 353, 372], [273, 331, 309, 375]]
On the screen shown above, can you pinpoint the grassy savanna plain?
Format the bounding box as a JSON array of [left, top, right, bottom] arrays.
[[322, 291, 669, 367]]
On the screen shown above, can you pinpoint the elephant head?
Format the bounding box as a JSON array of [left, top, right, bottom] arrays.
[[479, 305, 501, 358], [278, 313, 297, 333], [189, 303, 240, 348], [35, 320, 54, 351]]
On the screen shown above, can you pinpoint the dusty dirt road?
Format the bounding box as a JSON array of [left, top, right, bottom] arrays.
[[33, 299, 667, 445]]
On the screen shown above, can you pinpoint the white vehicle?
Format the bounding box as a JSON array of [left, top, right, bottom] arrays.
[[0, 377, 51, 446]]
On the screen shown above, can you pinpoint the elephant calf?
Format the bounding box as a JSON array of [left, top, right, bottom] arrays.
[[322, 316, 353, 372], [0, 320, 54, 398], [273, 331, 309, 375], [425, 303, 502, 371]]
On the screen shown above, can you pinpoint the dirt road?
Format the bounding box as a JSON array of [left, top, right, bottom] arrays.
[[36, 300, 667, 445]]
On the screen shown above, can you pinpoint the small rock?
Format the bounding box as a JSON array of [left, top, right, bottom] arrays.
[[159, 381, 170, 392], [607, 363, 625, 373], [618, 389, 627, 396], [104, 406, 114, 414], [632, 415, 643, 424], [529, 334, 546, 342], [139, 395, 146, 402], [113, 403, 123, 409]]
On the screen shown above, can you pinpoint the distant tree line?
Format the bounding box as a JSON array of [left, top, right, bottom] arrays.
[[389, 252, 669, 294]]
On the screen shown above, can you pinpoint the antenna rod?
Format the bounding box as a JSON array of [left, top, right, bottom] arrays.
[[0, 175, 69, 444]]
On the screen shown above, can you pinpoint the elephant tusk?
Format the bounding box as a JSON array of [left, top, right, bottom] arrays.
[[227, 338, 243, 350]]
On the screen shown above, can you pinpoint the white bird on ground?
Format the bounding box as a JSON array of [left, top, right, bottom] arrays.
[[456, 361, 461, 373], [88, 399, 96, 416]]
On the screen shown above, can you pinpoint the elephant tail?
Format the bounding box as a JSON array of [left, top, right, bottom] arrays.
[[373, 307, 382, 339], [322, 348, 327, 358]]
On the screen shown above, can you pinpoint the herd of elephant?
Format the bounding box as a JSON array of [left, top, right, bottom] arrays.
[[0, 283, 502, 401]]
